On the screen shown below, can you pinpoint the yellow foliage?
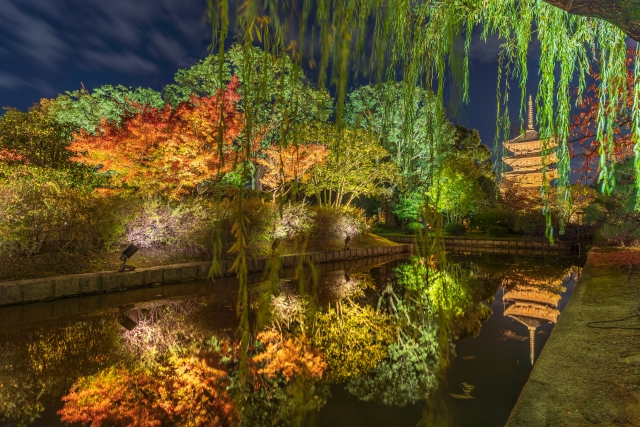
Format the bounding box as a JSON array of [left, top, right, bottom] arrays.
[[312, 303, 394, 383]]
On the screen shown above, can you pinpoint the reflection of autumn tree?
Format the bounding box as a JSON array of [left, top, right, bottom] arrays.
[[240, 329, 329, 427], [60, 357, 239, 427], [0, 319, 119, 426], [312, 303, 394, 383], [57, 319, 329, 427], [253, 330, 326, 381]]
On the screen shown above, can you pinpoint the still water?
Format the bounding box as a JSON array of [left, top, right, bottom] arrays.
[[0, 253, 581, 427]]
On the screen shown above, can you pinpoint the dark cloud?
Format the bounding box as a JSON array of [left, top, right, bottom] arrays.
[[82, 51, 160, 74], [0, 0, 210, 109]]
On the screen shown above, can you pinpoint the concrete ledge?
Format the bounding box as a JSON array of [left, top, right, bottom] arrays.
[[0, 244, 411, 307]]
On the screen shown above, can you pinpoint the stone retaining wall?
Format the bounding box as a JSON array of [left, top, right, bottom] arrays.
[[0, 252, 409, 328], [386, 235, 574, 255], [0, 244, 411, 307]]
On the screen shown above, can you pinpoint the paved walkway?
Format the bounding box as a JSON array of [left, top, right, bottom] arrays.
[[506, 248, 640, 426]]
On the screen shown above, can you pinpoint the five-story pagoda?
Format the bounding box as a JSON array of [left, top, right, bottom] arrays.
[[502, 96, 558, 187]]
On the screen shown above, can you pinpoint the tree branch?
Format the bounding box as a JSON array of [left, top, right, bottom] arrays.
[[543, 0, 640, 42]]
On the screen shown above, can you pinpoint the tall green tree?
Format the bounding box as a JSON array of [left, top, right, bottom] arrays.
[[52, 85, 165, 133], [306, 124, 398, 208], [0, 100, 75, 168], [345, 83, 444, 192], [164, 44, 333, 147]]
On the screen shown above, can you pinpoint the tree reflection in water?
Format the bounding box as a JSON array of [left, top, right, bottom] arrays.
[[0, 255, 579, 427]]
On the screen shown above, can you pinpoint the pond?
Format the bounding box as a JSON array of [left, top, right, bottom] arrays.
[[0, 253, 582, 427]]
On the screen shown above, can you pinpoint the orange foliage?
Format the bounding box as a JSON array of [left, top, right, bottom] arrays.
[[59, 358, 239, 427], [257, 143, 328, 200], [69, 76, 248, 199], [253, 329, 327, 381], [570, 49, 637, 184], [0, 148, 27, 165]]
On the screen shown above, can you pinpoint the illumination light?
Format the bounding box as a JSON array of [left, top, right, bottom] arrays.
[[119, 243, 139, 272]]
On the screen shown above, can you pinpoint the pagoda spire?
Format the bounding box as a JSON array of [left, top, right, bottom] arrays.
[[529, 327, 536, 365], [527, 95, 534, 131]]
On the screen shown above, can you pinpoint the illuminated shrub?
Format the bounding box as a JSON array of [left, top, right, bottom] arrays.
[[444, 223, 466, 236], [125, 197, 219, 251], [404, 222, 423, 234], [253, 330, 326, 381], [220, 198, 277, 258], [271, 202, 316, 240], [0, 167, 133, 255], [486, 226, 508, 237]]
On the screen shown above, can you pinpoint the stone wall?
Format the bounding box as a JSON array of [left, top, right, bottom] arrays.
[[385, 235, 574, 255], [0, 245, 411, 307], [0, 252, 409, 328]]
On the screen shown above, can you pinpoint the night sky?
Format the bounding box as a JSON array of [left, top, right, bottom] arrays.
[[0, 0, 543, 154]]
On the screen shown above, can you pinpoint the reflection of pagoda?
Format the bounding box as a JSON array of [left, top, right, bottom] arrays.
[[502, 96, 559, 188], [503, 285, 561, 365]]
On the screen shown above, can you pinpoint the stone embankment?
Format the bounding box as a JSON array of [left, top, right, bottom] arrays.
[[386, 235, 579, 255], [0, 245, 412, 307], [506, 247, 640, 426], [0, 251, 409, 328]]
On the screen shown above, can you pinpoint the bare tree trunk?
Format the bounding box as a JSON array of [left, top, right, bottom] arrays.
[[383, 197, 397, 227], [254, 164, 265, 191], [543, 0, 640, 41]]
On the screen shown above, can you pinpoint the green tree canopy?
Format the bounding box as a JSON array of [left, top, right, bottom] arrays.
[[345, 83, 447, 192], [305, 124, 399, 207], [52, 84, 164, 134], [0, 100, 75, 168]]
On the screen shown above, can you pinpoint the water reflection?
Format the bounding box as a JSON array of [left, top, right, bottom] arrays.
[[0, 254, 581, 427], [501, 265, 577, 365]]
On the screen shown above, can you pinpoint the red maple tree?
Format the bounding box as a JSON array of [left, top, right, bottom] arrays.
[[570, 49, 636, 184], [69, 76, 248, 199]]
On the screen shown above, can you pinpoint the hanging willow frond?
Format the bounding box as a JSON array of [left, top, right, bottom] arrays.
[[208, 0, 637, 241]]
